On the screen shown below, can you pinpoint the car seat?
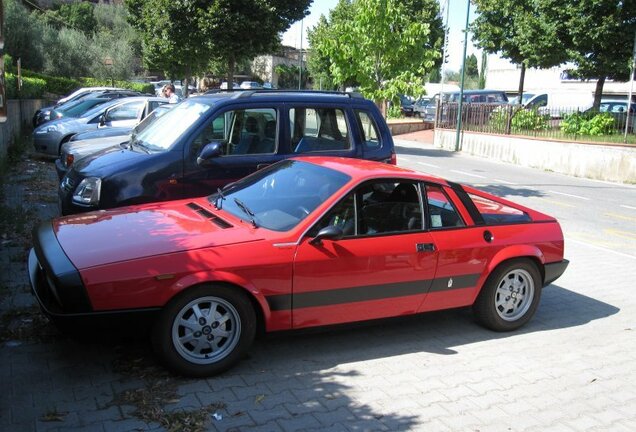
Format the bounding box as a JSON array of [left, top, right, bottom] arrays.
[[256, 120, 276, 153], [233, 116, 260, 154]]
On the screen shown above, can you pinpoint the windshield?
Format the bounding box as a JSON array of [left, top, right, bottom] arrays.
[[208, 160, 351, 232], [132, 106, 171, 136], [59, 98, 110, 118], [134, 99, 213, 152]]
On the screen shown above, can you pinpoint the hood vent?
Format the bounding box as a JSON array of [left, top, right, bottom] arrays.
[[187, 202, 232, 229]]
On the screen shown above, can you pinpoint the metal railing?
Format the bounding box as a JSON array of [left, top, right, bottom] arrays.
[[435, 102, 636, 144]]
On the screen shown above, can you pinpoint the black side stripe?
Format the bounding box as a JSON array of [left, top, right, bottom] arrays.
[[266, 273, 481, 312]]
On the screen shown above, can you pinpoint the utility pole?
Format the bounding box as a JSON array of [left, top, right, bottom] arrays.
[[298, 19, 304, 90], [625, 31, 636, 142], [454, 0, 471, 151]]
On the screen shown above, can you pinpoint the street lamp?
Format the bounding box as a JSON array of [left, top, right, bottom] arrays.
[[103, 57, 114, 87]]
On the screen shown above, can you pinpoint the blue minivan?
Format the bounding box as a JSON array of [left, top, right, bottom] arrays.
[[59, 91, 396, 215]]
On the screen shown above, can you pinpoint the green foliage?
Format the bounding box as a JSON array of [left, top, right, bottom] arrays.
[[274, 64, 308, 89], [489, 106, 549, 132], [3, 0, 47, 71], [561, 112, 616, 136], [4, 73, 47, 99], [20, 71, 80, 96], [308, 0, 444, 108], [41, 2, 97, 36], [464, 54, 479, 79], [79, 78, 154, 94], [387, 104, 403, 119], [126, 0, 311, 85]]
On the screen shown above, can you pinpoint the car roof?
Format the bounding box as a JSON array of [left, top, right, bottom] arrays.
[[291, 156, 449, 186], [199, 90, 369, 105]]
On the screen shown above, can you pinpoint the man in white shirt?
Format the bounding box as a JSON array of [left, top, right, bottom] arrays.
[[164, 84, 181, 104]]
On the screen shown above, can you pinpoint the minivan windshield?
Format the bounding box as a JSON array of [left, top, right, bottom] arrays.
[[134, 99, 213, 152]]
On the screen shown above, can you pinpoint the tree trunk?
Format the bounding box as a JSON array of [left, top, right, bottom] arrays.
[[183, 65, 191, 98], [593, 77, 605, 111], [517, 62, 526, 104]]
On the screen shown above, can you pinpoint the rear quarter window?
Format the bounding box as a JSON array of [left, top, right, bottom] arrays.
[[355, 110, 382, 150], [469, 194, 531, 224]]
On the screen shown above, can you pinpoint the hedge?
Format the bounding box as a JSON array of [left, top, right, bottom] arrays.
[[4, 73, 47, 99], [4, 69, 154, 99]]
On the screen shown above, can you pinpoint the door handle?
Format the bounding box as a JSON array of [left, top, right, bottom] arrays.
[[416, 243, 436, 252]]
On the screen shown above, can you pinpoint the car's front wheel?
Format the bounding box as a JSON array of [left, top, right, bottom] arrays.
[[473, 259, 541, 331], [153, 284, 256, 377]]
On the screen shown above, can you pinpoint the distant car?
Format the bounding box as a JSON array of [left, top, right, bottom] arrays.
[[585, 100, 636, 133], [398, 94, 415, 117], [33, 96, 168, 156], [30, 156, 569, 376], [220, 82, 240, 90], [240, 81, 263, 90], [435, 90, 510, 125], [508, 93, 535, 105], [58, 91, 397, 215], [32, 87, 125, 127], [524, 91, 593, 118], [413, 97, 432, 118], [55, 104, 173, 180]]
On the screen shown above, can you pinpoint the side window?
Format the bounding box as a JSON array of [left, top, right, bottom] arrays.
[[355, 110, 382, 150], [425, 185, 464, 229], [599, 103, 610, 112], [106, 101, 145, 121], [290, 107, 351, 153], [311, 181, 422, 238], [188, 108, 277, 163], [468, 193, 531, 224]]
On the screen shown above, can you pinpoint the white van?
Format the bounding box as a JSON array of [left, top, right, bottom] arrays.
[[524, 91, 593, 117]]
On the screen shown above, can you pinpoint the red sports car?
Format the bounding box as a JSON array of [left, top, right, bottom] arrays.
[[29, 157, 568, 376]]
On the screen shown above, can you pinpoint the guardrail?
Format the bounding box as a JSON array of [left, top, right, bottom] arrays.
[[435, 102, 636, 145]]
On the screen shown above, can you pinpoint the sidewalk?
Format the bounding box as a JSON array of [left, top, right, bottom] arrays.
[[1, 144, 635, 432]]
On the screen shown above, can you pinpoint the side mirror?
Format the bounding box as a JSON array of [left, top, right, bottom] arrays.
[[99, 114, 106, 126], [309, 225, 344, 245], [196, 142, 223, 166]]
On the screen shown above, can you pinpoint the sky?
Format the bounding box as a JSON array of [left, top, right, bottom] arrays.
[[281, 0, 481, 72]]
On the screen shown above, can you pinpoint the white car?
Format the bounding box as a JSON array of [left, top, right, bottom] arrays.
[[240, 81, 263, 90]]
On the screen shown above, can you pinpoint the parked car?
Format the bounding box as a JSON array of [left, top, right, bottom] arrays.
[[398, 94, 415, 117], [58, 90, 396, 215], [585, 99, 636, 133], [33, 96, 168, 156], [220, 82, 240, 90], [49, 90, 143, 122], [524, 91, 593, 117], [55, 104, 173, 180], [32, 88, 128, 127], [31, 156, 569, 376], [508, 93, 535, 105], [240, 81, 263, 90], [428, 90, 509, 124], [413, 97, 432, 118]]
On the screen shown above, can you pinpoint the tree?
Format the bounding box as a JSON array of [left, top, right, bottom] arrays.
[[565, 0, 636, 109], [197, 0, 311, 86], [3, 0, 47, 71], [464, 53, 479, 79], [125, 0, 311, 93], [309, 0, 444, 114], [471, 0, 569, 99], [307, 0, 356, 90]]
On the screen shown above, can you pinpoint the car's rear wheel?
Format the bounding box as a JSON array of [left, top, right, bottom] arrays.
[[473, 259, 541, 331], [152, 284, 256, 377]]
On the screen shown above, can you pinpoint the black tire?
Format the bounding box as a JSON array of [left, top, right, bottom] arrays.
[[473, 259, 541, 332], [152, 284, 256, 377]]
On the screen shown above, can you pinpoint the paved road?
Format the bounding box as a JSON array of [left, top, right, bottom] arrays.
[[1, 142, 635, 431]]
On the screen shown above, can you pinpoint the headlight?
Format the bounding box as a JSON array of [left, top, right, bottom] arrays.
[[72, 177, 101, 206], [36, 125, 58, 134]]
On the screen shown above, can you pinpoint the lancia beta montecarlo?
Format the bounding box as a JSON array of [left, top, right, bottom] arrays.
[[30, 157, 568, 376]]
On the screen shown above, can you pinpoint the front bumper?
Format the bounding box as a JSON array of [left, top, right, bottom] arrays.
[[543, 259, 569, 286], [28, 223, 159, 329], [54, 158, 68, 181]]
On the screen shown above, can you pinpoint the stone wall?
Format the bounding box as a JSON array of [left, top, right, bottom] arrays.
[[435, 128, 636, 184], [0, 99, 48, 158]]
